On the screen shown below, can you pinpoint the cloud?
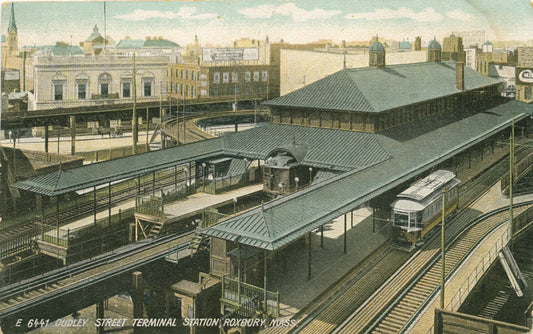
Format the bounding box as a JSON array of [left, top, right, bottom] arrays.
[[114, 7, 217, 21], [239, 3, 341, 22], [445, 9, 474, 22], [345, 7, 444, 22]]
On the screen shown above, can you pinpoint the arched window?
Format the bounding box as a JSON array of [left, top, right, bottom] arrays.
[[75, 73, 89, 100], [120, 73, 132, 98], [98, 73, 112, 98], [142, 72, 154, 97], [52, 73, 66, 101]]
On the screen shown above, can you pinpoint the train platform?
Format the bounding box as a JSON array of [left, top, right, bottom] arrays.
[[0, 130, 160, 155], [268, 207, 389, 317], [163, 184, 263, 219], [51, 184, 264, 236]]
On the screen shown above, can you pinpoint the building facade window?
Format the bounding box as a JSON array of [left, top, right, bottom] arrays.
[[245, 72, 251, 82], [213, 87, 218, 96], [122, 82, 131, 98], [186, 85, 190, 97], [263, 85, 268, 94], [262, 71, 268, 82], [186, 70, 189, 80], [235, 86, 240, 95], [246, 86, 251, 95], [254, 85, 259, 94], [98, 73, 112, 98], [101, 83, 109, 98], [144, 81, 152, 97], [253, 71, 260, 81], [526, 86, 532, 100], [192, 71, 196, 80], [77, 83, 86, 99], [223, 72, 229, 83], [214, 72, 220, 83], [232, 72, 238, 83], [225, 87, 229, 96], [54, 84, 63, 101]]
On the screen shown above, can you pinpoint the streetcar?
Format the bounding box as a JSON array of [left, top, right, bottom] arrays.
[[391, 170, 460, 246]]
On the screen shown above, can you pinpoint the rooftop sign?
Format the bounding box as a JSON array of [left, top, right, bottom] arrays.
[[202, 48, 259, 62]]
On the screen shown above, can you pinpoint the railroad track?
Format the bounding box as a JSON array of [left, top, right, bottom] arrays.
[[334, 201, 533, 334], [0, 171, 191, 260], [0, 230, 195, 318]]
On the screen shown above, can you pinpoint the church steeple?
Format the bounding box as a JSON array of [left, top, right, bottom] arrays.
[[7, 3, 18, 56], [8, 3, 17, 33]]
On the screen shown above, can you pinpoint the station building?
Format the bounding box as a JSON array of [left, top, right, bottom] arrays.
[[11, 39, 533, 325]]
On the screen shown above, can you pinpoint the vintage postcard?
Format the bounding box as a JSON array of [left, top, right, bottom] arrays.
[[1, 0, 533, 333]]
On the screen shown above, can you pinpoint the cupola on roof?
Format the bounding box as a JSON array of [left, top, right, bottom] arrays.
[[369, 41, 385, 52], [428, 39, 442, 50]]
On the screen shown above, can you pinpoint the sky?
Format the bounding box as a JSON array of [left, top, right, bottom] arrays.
[[1, 0, 533, 47]]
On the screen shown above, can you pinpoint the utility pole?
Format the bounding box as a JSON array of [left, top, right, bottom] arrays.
[[509, 114, 515, 251], [159, 81, 163, 149], [132, 52, 137, 154], [440, 187, 447, 309]]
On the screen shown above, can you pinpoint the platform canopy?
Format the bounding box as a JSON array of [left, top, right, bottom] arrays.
[[205, 100, 533, 250], [12, 124, 391, 197]]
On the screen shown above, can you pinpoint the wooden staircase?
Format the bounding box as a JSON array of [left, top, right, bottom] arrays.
[[189, 232, 209, 254], [147, 220, 165, 238]]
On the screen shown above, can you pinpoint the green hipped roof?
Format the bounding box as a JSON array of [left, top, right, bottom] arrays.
[[143, 39, 179, 48], [116, 39, 146, 49], [12, 124, 391, 196], [265, 61, 501, 113], [205, 100, 533, 250], [116, 38, 178, 49], [43, 45, 84, 56]]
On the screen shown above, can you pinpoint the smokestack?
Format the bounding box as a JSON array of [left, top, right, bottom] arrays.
[[456, 60, 464, 91]]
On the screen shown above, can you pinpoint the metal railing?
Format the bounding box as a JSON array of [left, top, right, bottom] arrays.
[[221, 275, 280, 318], [423, 205, 533, 334]]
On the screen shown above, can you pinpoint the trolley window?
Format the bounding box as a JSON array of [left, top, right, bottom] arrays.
[[394, 213, 409, 227]]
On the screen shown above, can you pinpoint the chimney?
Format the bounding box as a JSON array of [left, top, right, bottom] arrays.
[[456, 60, 464, 91]]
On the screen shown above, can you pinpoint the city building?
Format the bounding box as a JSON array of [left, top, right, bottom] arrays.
[[476, 49, 512, 76], [465, 47, 477, 70], [516, 47, 533, 103], [31, 54, 168, 110], [80, 25, 114, 55], [167, 61, 270, 102], [451, 30, 486, 48], [115, 36, 179, 56], [442, 34, 464, 61]]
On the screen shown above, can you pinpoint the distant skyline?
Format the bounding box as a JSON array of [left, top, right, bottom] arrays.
[[1, 0, 533, 48]]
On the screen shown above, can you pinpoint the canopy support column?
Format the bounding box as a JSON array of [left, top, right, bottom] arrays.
[[308, 232, 312, 280], [93, 186, 97, 224], [264, 250, 268, 311], [152, 171, 156, 196], [344, 213, 347, 254], [320, 225, 324, 248], [56, 196, 60, 242], [108, 182, 112, 224], [351, 210, 353, 228]]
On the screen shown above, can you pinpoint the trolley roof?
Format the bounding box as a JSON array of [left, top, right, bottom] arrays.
[[398, 170, 456, 201]]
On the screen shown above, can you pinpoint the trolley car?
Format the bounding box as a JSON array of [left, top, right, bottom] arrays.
[[391, 170, 460, 246]]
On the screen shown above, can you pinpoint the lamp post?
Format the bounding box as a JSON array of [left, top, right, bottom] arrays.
[[278, 183, 283, 195], [309, 167, 313, 185], [233, 198, 237, 214], [295, 177, 299, 192]]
